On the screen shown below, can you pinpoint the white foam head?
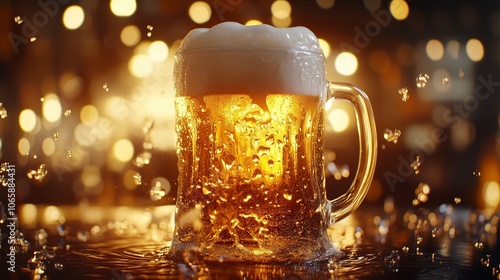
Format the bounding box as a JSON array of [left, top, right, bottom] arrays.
[[174, 22, 326, 97]]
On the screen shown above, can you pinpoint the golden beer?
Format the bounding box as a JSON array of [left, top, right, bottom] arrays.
[[174, 93, 332, 261]]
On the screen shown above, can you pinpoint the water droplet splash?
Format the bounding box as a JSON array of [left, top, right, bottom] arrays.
[[398, 87, 409, 102], [26, 164, 48, 182], [416, 73, 430, 88], [412, 182, 430, 206], [410, 155, 421, 174], [383, 129, 402, 143], [149, 178, 171, 201], [14, 16, 23, 24], [146, 25, 153, 37], [133, 172, 142, 186], [0, 102, 7, 118]]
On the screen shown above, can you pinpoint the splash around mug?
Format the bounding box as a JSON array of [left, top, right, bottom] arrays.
[[171, 22, 377, 263]]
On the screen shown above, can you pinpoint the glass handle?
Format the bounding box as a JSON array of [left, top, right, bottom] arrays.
[[326, 82, 377, 226]]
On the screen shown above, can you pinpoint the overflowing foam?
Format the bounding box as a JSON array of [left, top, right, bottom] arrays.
[[174, 22, 326, 97]]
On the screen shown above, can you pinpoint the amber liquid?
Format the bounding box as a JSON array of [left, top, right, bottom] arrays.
[[172, 94, 334, 262]]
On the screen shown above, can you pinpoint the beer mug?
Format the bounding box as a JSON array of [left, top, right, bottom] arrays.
[[172, 22, 377, 262]]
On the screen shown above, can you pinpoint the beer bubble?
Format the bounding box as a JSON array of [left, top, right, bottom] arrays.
[[257, 146, 271, 157], [416, 73, 430, 88]]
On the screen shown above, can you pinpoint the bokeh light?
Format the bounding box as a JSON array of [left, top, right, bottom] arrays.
[[80, 105, 99, 126], [189, 1, 211, 24], [120, 25, 141, 47], [113, 139, 134, 162], [245, 19, 262, 26], [327, 108, 350, 132], [316, 0, 335, 9], [42, 93, 62, 123], [272, 15, 292, 27], [148, 41, 169, 62], [389, 0, 409, 21], [110, 0, 137, 17], [18, 137, 30, 156], [363, 0, 381, 11], [19, 109, 37, 132], [318, 38, 331, 58], [81, 165, 102, 189], [466, 38, 484, 61], [271, 0, 292, 19], [446, 40, 460, 59], [42, 137, 56, 156], [426, 39, 444, 61], [128, 54, 153, 78], [484, 181, 500, 209], [334, 52, 358, 76], [62, 5, 85, 30]]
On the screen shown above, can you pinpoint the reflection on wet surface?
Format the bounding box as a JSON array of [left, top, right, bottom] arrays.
[[1, 205, 499, 279]]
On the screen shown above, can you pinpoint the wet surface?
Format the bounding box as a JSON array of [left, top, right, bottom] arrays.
[[1, 206, 499, 279]]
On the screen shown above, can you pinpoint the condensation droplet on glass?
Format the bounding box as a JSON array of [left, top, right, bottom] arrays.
[[64, 109, 72, 117], [0, 102, 8, 119], [442, 77, 450, 85], [14, 16, 23, 24], [416, 73, 430, 88], [383, 129, 401, 144], [30, 37, 36, 42], [398, 87, 409, 102]]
